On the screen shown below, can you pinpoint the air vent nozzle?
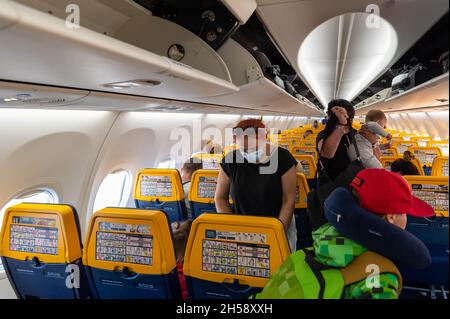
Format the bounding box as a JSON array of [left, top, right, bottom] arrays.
[[21, 97, 67, 105]]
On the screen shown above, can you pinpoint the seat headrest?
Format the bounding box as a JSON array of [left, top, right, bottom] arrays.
[[134, 168, 184, 202], [0, 203, 82, 264]]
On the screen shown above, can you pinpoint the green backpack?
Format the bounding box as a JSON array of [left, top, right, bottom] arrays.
[[253, 249, 403, 299]]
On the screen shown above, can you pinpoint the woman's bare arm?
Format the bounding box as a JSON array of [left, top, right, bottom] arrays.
[[318, 126, 348, 159], [214, 168, 233, 213], [278, 166, 297, 230]]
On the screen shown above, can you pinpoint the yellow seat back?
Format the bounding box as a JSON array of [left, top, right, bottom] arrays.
[[408, 147, 442, 167], [291, 146, 318, 162], [295, 173, 310, 209], [392, 141, 419, 155], [183, 213, 291, 298], [294, 155, 317, 179], [403, 176, 449, 217], [192, 153, 224, 170], [431, 156, 449, 177]]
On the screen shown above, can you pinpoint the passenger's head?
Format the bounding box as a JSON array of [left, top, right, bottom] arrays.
[[365, 109, 388, 128], [171, 219, 193, 262], [233, 119, 267, 152], [403, 150, 414, 161], [272, 128, 282, 135], [203, 139, 223, 155], [181, 159, 203, 182], [303, 129, 313, 139], [350, 169, 434, 230], [327, 99, 355, 121], [391, 159, 421, 176], [313, 120, 319, 129]]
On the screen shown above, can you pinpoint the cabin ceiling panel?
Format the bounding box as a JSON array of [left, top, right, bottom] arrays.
[[256, 0, 449, 108]]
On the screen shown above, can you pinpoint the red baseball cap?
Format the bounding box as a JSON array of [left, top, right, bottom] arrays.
[[350, 168, 435, 217]]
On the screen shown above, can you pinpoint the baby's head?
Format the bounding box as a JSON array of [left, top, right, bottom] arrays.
[[303, 129, 313, 138], [366, 109, 388, 128], [350, 169, 434, 230]]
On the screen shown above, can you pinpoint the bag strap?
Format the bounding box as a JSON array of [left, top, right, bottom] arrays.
[[316, 124, 361, 184], [316, 148, 333, 188], [302, 249, 332, 299], [340, 251, 403, 294], [347, 125, 362, 162]]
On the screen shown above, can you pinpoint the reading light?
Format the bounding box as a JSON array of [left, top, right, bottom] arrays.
[[2, 97, 19, 102], [167, 44, 185, 62], [103, 80, 162, 90], [298, 12, 398, 110]]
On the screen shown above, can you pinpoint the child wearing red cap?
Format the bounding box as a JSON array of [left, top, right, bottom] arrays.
[[254, 169, 434, 299]]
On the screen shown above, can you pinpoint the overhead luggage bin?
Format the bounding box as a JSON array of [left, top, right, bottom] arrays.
[[220, 0, 257, 25], [196, 39, 324, 117], [114, 15, 232, 82], [0, 0, 238, 102], [355, 72, 449, 114]]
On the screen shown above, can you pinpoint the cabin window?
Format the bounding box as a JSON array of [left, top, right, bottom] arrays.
[[0, 188, 59, 275], [93, 170, 131, 212], [157, 158, 176, 169]]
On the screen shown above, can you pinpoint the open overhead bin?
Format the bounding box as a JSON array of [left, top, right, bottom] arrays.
[[220, 0, 257, 25], [0, 0, 238, 104], [355, 72, 449, 115], [113, 15, 232, 82], [196, 39, 325, 117]]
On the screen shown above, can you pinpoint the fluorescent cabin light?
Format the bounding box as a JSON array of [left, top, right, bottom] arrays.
[[103, 79, 162, 89], [2, 97, 19, 102], [298, 12, 398, 110]]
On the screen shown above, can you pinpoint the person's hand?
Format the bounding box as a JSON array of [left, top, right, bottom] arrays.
[[373, 145, 382, 160], [331, 106, 349, 125], [337, 125, 350, 135], [359, 125, 378, 145], [380, 142, 392, 150]]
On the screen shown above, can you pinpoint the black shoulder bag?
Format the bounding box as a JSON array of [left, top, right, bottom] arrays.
[[306, 127, 365, 230]]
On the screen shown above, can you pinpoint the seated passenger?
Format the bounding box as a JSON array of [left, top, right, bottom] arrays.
[[254, 169, 434, 299], [347, 120, 392, 168], [203, 139, 223, 155], [215, 119, 298, 252], [303, 129, 314, 139], [403, 150, 415, 162], [313, 120, 320, 130], [391, 158, 421, 176], [171, 220, 193, 300], [181, 159, 203, 218]]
